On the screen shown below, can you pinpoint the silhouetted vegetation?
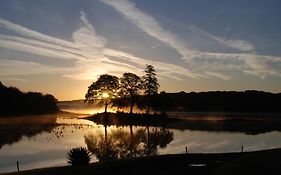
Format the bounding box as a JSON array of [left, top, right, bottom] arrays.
[[67, 147, 91, 166], [85, 65, 159, 115], [84, 66, 281, 114], [85, 74, 119, 113], [119, 72, 142, 114], [86, 112, 167, 127], [0, 82, 59, 116], [151, 91, 281, 113], [142, 65, 159, 114]]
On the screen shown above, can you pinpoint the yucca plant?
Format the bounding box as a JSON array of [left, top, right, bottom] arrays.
[[67, 147, 91, 166]]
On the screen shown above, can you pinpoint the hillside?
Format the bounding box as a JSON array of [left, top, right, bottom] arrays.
[[0, 82, 59, 116]]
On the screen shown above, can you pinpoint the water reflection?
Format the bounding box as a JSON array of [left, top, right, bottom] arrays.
[[0, 115, 281, 173], [0, 116, 57, 149], [85, 126, 173, 161], [166, 119, 281, 135]]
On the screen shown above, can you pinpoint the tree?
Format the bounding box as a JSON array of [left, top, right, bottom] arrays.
[[119, 73, 142, 114], [85, 74, 119, 113], [142, 65, 159, 114]]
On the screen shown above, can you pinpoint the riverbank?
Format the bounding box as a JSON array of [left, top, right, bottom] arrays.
[[1, 148, 280, 175]]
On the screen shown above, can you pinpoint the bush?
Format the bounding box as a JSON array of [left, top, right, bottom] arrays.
[[67, 147, 91, 166]]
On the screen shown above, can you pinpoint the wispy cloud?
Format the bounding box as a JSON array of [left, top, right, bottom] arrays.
[[0, 12, 200, 82], [103, 49, 204, 79], [203, 71, 231, 80], [99, 0, 281, 80], [151, 43, 161, 49], [188, 52, 281, 78], [0, 59, 68, 76], [1, 3, 281, 83], [0, 18, 75, 49], [190, 25, 255, 52], [100, 0, 196, 59]]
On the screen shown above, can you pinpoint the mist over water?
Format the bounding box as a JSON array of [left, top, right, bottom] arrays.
[[58, 100, 145, 115], [58, 100, 107, 114]]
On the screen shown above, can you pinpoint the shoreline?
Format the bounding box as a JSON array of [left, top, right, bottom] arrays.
[[1, 148, 280, 175]]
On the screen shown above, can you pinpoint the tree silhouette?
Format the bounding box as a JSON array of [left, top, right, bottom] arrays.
[[0, 82, 58, 116], [85, 74, 119, 113], [119, 72, 142, 114], [142, 65, 159, 114]]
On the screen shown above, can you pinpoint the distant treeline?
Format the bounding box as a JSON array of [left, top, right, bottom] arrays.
[[151, 91, 281, 113], [0, 82, 59, 116]]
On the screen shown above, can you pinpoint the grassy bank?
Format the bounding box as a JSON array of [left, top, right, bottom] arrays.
[[1, 148, 280, 175]]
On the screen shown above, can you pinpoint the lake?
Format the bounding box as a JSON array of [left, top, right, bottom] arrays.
[[0, 113, 281, 173]]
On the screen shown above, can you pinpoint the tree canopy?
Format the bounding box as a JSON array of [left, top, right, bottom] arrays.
[[85, 65, 160, 114], [142, 65, 159, 114], [119, 72, 142, 114], [0, 82, 58, 116], [85, 74, 119, 113], [143, 65, 159, 96]]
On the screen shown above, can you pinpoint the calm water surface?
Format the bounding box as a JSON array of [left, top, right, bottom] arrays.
[[0, 114, 281, 173]]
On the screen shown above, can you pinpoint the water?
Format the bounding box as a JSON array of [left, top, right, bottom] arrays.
[[0, 114, 281, 173]]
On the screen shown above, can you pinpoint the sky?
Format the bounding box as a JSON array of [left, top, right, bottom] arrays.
[[1, 0, 281, 100]]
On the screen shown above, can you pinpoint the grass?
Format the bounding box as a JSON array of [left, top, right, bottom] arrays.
[[1, 148, 280, 175]]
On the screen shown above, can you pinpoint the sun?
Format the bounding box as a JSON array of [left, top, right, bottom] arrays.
[[102, 92, 109, 99]]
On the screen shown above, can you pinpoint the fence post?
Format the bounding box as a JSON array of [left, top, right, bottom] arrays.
[[16, 161, 20, 172]]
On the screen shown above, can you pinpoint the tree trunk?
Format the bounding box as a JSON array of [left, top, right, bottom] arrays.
[[104, 101, 108, 113], [130, 95, 134, 114], [129, 125, 133, 146], [147, 126, 150, 144], [147, 105, 150, 115], [130, 103, 134, 114], [104, 125, 108, 142], [146, 95, 150, 115]]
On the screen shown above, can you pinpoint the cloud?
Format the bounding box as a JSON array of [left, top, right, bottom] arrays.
[[1, 7, 281, 83], [203, 71, 231, 80], [0, 12, 200, 82], [100, 0, 196, 59], [0, 18, 75, 49], [103, 49, 204, 79], [0, 34, 86, 61], [190, 25, 255, 52], [151, 43, 161, 49], [0, 59, 68, 76], [190, 52, 281, 78], [100, 0, 281, 79]]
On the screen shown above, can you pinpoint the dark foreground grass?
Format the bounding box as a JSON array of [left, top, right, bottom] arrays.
[[1, 148, 280, 175]]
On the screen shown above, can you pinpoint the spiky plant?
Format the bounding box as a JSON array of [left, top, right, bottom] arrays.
[[67, 147, 91, 166]]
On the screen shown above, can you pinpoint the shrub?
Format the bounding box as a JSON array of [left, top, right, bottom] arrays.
[[67, 147, 91, 166]]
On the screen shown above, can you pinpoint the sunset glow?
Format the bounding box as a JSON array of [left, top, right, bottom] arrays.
[[102, 92, 110, 99], [0, 1, 281, 100], [1, 1, 281, 174]]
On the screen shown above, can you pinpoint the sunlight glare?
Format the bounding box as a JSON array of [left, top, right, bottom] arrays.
[[102, 92, 109, 99]]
